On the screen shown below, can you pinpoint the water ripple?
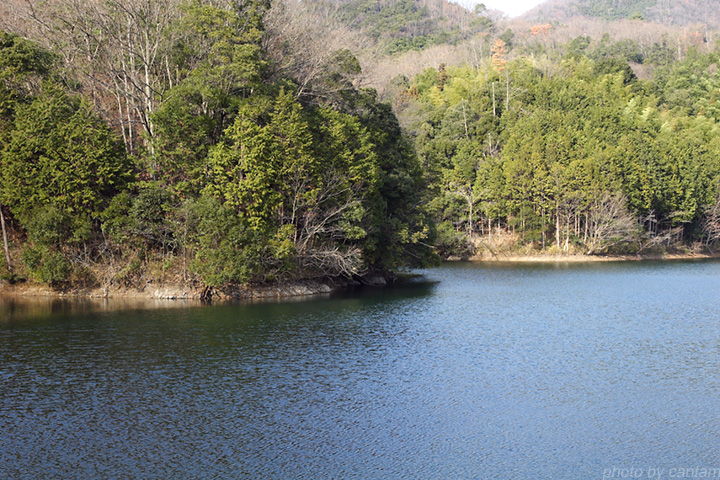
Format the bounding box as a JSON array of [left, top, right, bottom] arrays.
[[1, 261, 720, 478]]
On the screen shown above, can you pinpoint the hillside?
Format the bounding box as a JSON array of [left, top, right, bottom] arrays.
[[4, 0, 720, 291], [523, 0, 720, 27], [306, 0, 497, 55]]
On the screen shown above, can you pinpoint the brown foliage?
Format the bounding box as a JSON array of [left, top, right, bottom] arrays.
[[530, 23, 552, 36], [491, 38, 507, 72]]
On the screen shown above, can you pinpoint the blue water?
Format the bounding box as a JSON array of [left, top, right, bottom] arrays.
[[1, 261, 719, 479]]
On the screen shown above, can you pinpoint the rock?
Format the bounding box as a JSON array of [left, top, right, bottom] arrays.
[[361, 274, 387, 287]]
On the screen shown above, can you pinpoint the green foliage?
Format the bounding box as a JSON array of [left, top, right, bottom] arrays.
[[0, 31, 55, 145], [655, 50, 720, 120], [185, 195, 264, 286], [22, 245, 70, 284], [313, 49, 363, 101], [24, 205, 84, 246], [0, 2, 441, 289], [593, 57, 638, 85], [206, 90, 313, 231], [591, 36, 644, 64], [354, 90, 438, 268], [0, 31, 54, 95], [0, 5, 437, 288], [563, 33, 677, 68], [499, 29, 515, 49], [201, 85, 433, 279], [434, 221, 475, 258], [99, 192, 134, 245], [150, 0, 270, 194], [179, 0, 267, 83], [404, 52, 720, 257], [150, 92, 217, 193], [577, 0, 657, 21], [0, 83, 131, 240], [129, 184, 177, 248], [566, 36, 591, 59], [100, 183, 177, 248], [23, 1, 720, 287], [331, 0, 494, 55]]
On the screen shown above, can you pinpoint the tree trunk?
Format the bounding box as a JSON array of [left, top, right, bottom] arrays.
[[492, 82, 496, 117], [555, 200, 561, 249], [505, 68, 510, 111], [462, 101, 469, 139], [0, 202, 12, 272], [565, 221, 570, 252]]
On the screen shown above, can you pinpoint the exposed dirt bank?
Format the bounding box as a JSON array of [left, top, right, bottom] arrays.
[[0, 273, 390, 301]]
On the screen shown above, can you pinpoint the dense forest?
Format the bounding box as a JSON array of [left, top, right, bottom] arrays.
[[0, 0, 435, 292], [402, 49, 720, 253], [395, 30, 720, 257], [2, 0, 720, 293]]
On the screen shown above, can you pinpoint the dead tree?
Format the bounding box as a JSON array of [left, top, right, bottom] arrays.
[[585, 192, 639, 254]]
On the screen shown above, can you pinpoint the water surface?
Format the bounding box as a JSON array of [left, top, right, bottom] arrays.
[[1, 261, 719, 479]]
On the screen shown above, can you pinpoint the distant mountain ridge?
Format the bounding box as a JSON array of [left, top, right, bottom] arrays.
[[523, 0, 720, 27]]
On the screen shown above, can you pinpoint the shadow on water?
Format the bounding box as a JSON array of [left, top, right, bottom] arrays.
[[0, 274, 437, 325], [0, 296, 202, 324]]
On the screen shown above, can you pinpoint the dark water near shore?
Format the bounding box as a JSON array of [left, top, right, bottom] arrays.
[[1, 261, 719, 479]]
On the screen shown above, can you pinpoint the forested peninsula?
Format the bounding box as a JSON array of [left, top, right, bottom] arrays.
[[2, 0, 720, 298]]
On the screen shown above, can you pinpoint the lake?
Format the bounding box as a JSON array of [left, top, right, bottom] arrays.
[[1, 261, 719, 479]]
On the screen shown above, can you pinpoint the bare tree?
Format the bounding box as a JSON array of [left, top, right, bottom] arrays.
[[292, 170, 369, 277], [19, 0, 182, 153], [701, 194, 720, 248], [449, 181, 479, 236], [263, 0, 368, 104], [585, 192, 639, 254], [0, 0, 29, 35], [556, 195, 583, 251]]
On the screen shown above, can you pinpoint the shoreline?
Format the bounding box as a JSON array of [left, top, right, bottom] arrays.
[[3, 252, 719, 300], [0, 280, 340, 301], [468, 251, 720, 263], [0, 273, 390, 301]]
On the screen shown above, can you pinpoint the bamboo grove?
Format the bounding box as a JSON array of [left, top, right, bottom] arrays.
[[397, 39, 720, 257]]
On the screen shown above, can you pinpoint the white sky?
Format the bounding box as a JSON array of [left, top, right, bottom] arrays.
[[476, 0, 546, 18]]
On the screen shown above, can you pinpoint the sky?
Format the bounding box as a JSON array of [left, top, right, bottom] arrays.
[[476, 0, 546, 18]]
